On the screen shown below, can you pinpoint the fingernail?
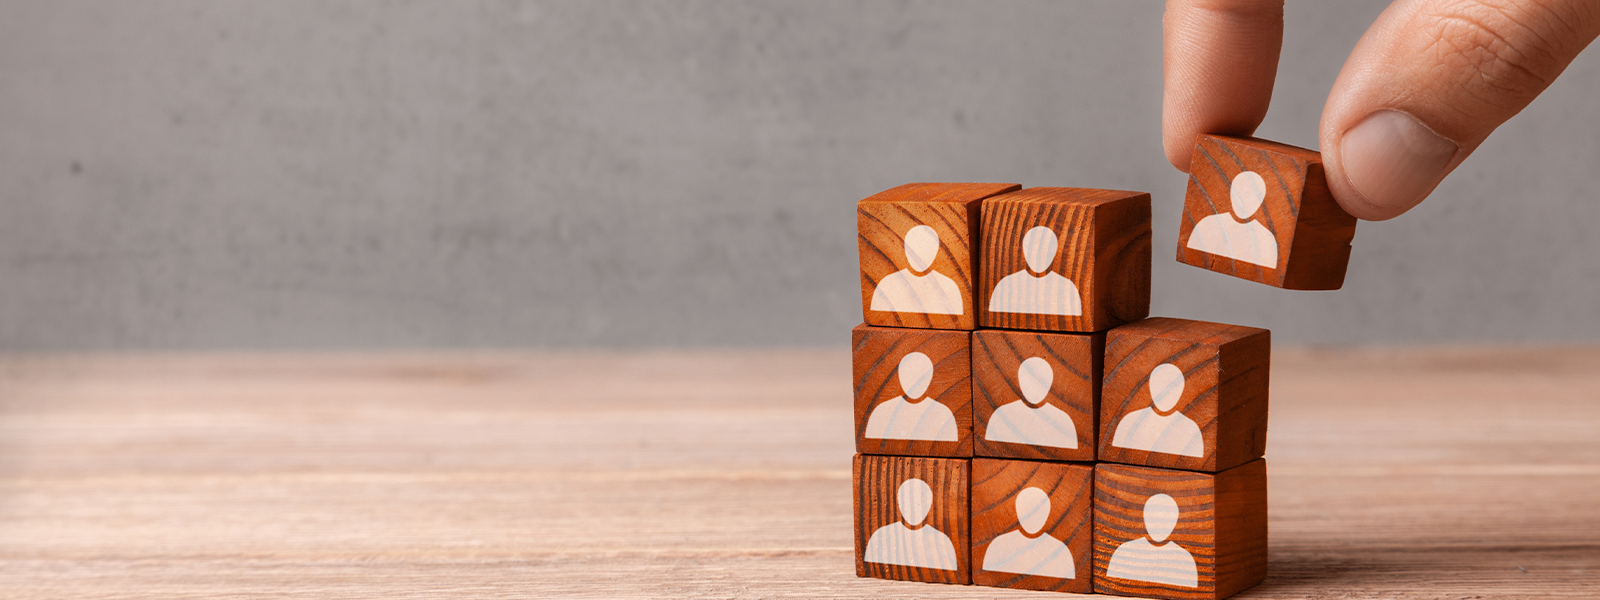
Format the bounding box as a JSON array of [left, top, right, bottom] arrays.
[[1339, 110, 1458, 214]]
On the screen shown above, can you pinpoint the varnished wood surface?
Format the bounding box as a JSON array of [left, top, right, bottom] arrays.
[[858, 182, 1016, 330], [973, 329, 1103, 462], [852, 325, 973, 457], [1100, 318, 1270, 473], [1177, 135, 1356, 290], [980, 187, 1152, 333], [853, 455, 969, 584], [1, 348, 1598, 599], [1094, 461, 1268, 599], [972, 458, 1094, 593]]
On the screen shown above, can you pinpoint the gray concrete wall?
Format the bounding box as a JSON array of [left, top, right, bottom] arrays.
[[0, 1, 1596, 350]]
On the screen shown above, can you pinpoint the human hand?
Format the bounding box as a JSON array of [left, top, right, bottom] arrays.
[[1162, 0, 1600, 220]]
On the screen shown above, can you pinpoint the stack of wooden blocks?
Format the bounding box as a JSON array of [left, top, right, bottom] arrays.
[[852, 136, 1355, 599]]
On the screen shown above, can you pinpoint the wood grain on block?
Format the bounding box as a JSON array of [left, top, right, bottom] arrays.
[[972, 329, 1102, 462], [1177, 134, 1357, 290], [979, 187, 1151, 333], [1093, 461, 1267, 600], [859, 182, 1020, 330], [854, 454, 971, 585], [971, 458, 1094, 593], [853, 324, 972, 458], [1099, 318, 1269, 472]]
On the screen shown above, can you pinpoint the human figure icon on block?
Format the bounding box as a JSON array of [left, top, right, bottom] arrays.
[[864, 478, 960, 570], [1186, 171, 1279, 268], [870, 225, 963, 315], [981, 487, 1075, 578], [1110, 363, 1204, 457], [1106, 493, 1199, 587], [864, 352, 958, 441], [988, 226, 1082, 315], [983, 357, 1078, 448]]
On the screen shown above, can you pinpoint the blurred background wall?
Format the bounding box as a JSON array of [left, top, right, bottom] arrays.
[[0, 0, 1595, 350]]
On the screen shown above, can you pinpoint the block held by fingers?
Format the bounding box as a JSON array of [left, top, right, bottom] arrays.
[[1176, 134, 1356, 290]]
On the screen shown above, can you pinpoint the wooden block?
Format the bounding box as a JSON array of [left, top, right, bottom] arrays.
[[1098, 318, 1268, 473], [859, 182, 1021, 330], [852, 324, 972, 458], [971, 458, 1094, 593], [979, 187, 1151, 333], [972, 329, 1102, 462], [1093, 460, 1268, 600], [1176, 134, 1358, 290], [853, 454, 971, 585]]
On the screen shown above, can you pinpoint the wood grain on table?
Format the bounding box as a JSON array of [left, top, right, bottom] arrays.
[[0, 348, 1596, 598]]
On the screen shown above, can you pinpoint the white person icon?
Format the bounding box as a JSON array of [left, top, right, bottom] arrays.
[[983, 357, 1078, 449], [988, 226, 1082, 316], [870, 225, 963, 315], [1105, 493, 1199, 587], [1186, 171, 1278, 268], [980, 487, 1075, 578], [864, 351, 958, 442], [1110, 363, 1204, 457], [864, 478, 960, 570]]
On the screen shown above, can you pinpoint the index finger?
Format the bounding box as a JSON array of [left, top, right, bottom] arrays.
[[1162, 0, 1287, 171]]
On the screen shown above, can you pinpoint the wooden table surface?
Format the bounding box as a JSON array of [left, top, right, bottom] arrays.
[[0, 348, 1596, 599]]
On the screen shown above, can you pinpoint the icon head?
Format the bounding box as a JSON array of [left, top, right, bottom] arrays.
[[897, 478, 934, 527], [1149, 363, 1184, 413], [1017, 357, 1053, 407], [1020, 226, 1060, 274], [897, 352, 934, 399], [1015, 487, 1051, 535], [903, 225, 941, 273], [1230, 171, 1267, 220], [1143, 493, 1180, 542]]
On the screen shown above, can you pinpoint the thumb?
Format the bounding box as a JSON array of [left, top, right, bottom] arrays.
[[1320, 0, 1600, 220]]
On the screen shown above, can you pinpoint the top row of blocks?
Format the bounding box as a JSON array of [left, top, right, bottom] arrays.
[[859, 183, 1151, 333], [858, 136, 1360, 333]]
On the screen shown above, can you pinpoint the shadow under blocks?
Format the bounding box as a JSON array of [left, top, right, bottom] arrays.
[[852, 182, 1269, 599]]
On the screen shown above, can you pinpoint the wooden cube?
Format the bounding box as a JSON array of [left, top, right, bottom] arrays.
[[979, 187, 1151, 333], [972, 329, 1102, 462], [971, 458, 1094, 593], [1176, 134, 1357, 290], [853, 324, 972, 458], [1093, 460, 1267, 600], [1098, 318, 1268, 473], [859, 182, 1021, 330], [854, 454, 971, 584]]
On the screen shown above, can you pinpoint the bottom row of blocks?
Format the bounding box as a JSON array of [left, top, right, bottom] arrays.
[[853, 455, 1267, 600]]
